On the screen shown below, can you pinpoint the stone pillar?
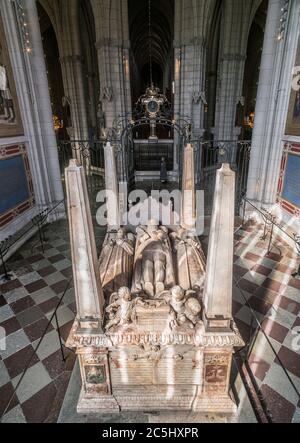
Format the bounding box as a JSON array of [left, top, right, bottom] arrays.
[[37, 0, 90, 142], [213, 0, 257, 141], [104, 142, 120, 229], [65, 159, 104, 329], [204, 164, 235, 328], [181, 143, 196, 231], [247, 0, 300, 206], [92, 0, 132, 129], [24, 0, 64, 204], [174, 39, 206, 138], [60, 55, 89, 141], [174, 0, 216, 138], [213, 54, 246, 141]]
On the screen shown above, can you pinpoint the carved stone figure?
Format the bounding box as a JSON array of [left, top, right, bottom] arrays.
[[165, 286, 202, 330], [132, 220, 175, 297], [192, 90, 207, 105], [62, 96, 72, 128], [101, 85, 114, 102], [105, 287, 137, 331], [170, 228, 206, 291], [99, 228, 135, 295], [97, 100, 106, 137]]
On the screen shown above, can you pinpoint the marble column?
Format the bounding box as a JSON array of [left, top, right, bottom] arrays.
[[181, 143, 196, 232], [247, 0, 300, 206], [92, 0, 132, 129], [174, 0, 216, 138], [38, 0, 90, 142], [213, 0, 258, 141], [60, 55, 89, 141], [104, 142, 120, 229], [213, 54, 246, 141], [66, 159, 104, 329], [24, 0, 64, 205], [204, 164, 235, 328]]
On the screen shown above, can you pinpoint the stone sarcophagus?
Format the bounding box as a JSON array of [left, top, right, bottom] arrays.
[[66, 148, 244, 415]]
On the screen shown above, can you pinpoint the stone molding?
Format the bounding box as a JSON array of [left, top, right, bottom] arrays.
[[67, 321, 244, 349]]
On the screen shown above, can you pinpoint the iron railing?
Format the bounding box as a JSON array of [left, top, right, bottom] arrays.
[[231, 208, 300, 422], [58, 140, 105, 197], [193, 140, 252, 215], [0, 200, 65, 283], [0, 277, 73, 421], [58, 139, 251, 215]]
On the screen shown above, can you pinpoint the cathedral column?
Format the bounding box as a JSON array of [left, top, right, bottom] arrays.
[[59, 55, 89, 141], [103, 142, 120, 229], [24, 0, 64, 204], [92, 0, 132, 129], [174, 0, 216, 138], [247, 0, 300, 206], [213, 0, 258, 142]]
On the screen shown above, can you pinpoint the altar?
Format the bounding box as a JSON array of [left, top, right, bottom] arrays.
[[66, 144, 244, 414]]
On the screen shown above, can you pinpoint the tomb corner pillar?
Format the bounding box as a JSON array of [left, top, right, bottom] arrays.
[[203, 163, 235, 329], [181, 143, 196, 232], [65, 159, 104, 330], [104, 142, 120, 229]]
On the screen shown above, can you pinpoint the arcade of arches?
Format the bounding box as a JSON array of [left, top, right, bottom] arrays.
[[0, 0, 300, 424]]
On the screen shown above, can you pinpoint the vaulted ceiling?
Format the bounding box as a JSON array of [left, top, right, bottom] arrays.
[[128, 0, 174, 74]]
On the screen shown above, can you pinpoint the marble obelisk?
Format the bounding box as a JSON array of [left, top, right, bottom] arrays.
[[66, 159, 104, 330], [104, 142, 120, 229], [181, 143, 196, 232], [204, 163, 235, 329]]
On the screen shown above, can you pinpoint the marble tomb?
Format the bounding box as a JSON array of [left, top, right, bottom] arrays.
[[66, 145, 244, 414]]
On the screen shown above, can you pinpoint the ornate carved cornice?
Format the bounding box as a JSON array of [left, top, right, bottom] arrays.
[[67, 321, 245, 349]]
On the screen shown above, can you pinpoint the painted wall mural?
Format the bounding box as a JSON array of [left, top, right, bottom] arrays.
[[0, 144, 35, 228], [286, 37, 300, 136], [0, 14, 23, 137], [277, 143, 300, 218]]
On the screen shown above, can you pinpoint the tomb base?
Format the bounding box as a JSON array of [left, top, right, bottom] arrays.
[[67, 315, 244, 415]]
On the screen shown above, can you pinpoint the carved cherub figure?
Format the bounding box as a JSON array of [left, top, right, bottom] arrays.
[[167, 286, 202, 330], [105, 287, 136, 331]]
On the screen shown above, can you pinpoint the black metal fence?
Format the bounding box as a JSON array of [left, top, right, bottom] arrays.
[[58, 139, 251, 215], [58, 140, 105, 197], [193, 140, 252, 214]]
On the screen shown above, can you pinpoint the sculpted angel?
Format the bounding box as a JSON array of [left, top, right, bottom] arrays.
[[164, 286, 202, 330], [105, 287, 139, 331]]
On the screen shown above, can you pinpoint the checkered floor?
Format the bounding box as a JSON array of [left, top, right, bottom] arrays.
[[0, 221, 79, 423], [0, 219, 299, 422], [228, 223, 300, 423]]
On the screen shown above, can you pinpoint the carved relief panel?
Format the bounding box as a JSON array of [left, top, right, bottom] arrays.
[[78, 350, 112, 396], [203, 353, 231, 394]]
